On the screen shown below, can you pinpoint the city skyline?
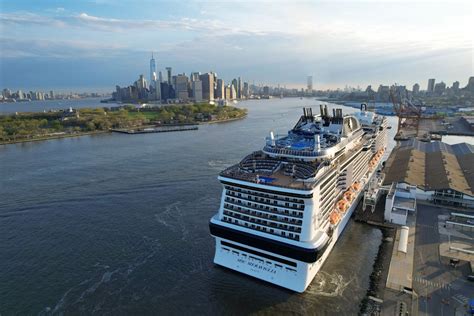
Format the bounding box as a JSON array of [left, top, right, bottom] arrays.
[[1, 0, 473, 90]]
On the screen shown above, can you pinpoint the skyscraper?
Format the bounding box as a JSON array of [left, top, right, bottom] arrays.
[[166, 67, 172, 85], [150, 52, 156, 86], [135, 74, 147, 90], [199, 73, 214, 101], [307, 76, 313, 94], [243, 82, 249, 98], [175, 74, 189, 101], [231, 79, 238, 98], [191, 72, 200, 82], [263, 86, 270, 96], [427, 78, 435, 92], [225, 85, 231, 100], [412, 83, 420, 94], [230, 84, 237, 100], [452, 81, 460, 90], [237, 77, 242, 99], [434, 82, 446, 95], [216, 79, 225, 99], [192, 80, 203, 102]]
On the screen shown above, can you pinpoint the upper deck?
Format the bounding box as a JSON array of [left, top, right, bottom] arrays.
[[220, 106, 384, 191], [220, 150, 325, 190], [263, 106, 362, 161]]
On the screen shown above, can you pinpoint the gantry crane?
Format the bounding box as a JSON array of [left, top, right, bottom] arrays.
[[390, 84, 422, 140]]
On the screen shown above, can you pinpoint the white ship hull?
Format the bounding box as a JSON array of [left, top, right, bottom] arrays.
[[211, 169, 377, 292]]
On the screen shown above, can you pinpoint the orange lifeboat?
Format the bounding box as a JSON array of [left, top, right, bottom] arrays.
[[351, 182, 361, 191], [329, 210, 341, 225], [344, 191, 355, 202], [337, 200, 348, 212]]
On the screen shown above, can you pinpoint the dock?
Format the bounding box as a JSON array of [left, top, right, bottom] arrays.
[[111, 125, 198, 134]]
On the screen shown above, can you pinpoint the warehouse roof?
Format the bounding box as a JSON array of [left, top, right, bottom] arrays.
[[383, 139, 474, 196]]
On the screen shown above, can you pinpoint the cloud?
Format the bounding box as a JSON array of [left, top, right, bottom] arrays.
[[0, 37, 130, 58], [0, 12, 67, 28], [0, 11, 266, 35]]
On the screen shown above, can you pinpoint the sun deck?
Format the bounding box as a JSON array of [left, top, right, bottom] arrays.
[[220, 151, 321, 190]]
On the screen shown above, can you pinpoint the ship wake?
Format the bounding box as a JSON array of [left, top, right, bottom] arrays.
[[306, 271, 353, 297]]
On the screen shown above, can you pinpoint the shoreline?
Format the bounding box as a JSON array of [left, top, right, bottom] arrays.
[[0, 114, 247, 146], [358, 227, 395, 314]]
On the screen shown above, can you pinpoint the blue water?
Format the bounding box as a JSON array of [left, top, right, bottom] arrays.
[[0, 97, 110, 114], [0, 98, 399, 314]]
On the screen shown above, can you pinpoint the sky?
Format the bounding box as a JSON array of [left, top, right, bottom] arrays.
[[0, 0, 473, 92]]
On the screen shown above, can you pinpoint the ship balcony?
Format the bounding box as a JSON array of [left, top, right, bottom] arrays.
[[225, 190, 305, 211], [223, 198, 304, 220]]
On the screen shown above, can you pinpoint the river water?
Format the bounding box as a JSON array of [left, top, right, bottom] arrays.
[[0, 98, 107, 114], [0, 98, 421, 314]]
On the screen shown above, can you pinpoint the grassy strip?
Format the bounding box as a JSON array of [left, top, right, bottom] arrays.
[[0, 103, 247, 144]]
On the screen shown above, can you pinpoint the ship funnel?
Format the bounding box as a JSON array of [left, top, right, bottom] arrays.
[[324, 104, 329, 117], [269, 130, 275, 146], [303, 107, 313, 121], [315, 134, 321, 151], [332, 108, 336, 118], [320, 104, 324, 116]]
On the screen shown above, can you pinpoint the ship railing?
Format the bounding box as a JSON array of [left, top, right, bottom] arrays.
[[220, 167, 314, 190], [263, 145, 319, 157]]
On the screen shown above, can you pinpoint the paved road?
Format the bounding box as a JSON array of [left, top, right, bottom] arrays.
[[413, 204, 473, 316]]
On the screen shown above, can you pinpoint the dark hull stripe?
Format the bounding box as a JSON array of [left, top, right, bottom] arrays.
[[210, 222, 325, 263], [219, 180, 313, 199]]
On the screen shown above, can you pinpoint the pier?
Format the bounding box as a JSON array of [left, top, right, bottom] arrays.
[[111, 125, 198, 134]]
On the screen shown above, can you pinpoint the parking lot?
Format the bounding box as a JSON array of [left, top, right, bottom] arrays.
[[413, 204, 473, 315]]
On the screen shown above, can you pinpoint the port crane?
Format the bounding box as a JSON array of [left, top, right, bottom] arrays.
[[390, 84, 422, 140]]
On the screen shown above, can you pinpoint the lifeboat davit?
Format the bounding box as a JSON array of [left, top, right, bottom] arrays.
[[329, 210, 341, 225], [337, 200, 348, 212]]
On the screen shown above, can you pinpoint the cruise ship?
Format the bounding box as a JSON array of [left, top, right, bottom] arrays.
[[209, 105, 388, 292]]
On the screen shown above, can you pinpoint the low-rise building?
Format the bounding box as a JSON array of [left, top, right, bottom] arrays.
[[384, 183, 417, 225], [383, 139, 474, 209]]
